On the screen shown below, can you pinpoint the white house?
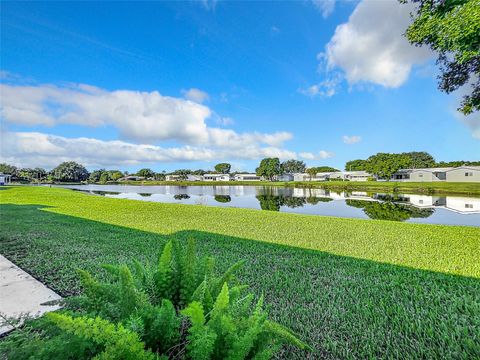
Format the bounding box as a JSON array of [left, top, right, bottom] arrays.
[[391, 166, 480, 183], [445, 166, 480, 182], [233, 173, 261, 181], [204, 173, 231, 181]]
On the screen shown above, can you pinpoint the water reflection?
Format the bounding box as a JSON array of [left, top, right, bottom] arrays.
[[56, 184, 480, 226], [345, 200, 435, 221]]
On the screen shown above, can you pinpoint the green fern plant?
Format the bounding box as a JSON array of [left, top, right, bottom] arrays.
[[2, 238, 311, 360], [46, 313, 156, 360]]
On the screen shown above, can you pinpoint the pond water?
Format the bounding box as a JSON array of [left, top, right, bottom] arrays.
[[55, 184, 480, 227]]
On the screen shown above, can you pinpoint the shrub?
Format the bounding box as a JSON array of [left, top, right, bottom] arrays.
[[0, 239, 310, 359]]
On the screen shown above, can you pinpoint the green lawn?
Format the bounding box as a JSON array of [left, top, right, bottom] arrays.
[[113, 180, 480, 196], [1, 186, 479, 359]]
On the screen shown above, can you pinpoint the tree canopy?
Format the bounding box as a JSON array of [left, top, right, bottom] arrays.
[[256, 158, 281, 180], [52, 161, 89, 182], [364, 153, 412, 180], [345, 159, 368, 171], [136, 168, 155, 178], [280, 159, 306, 174], [214, 163, 231, 174], [405, 0, 480, 114]]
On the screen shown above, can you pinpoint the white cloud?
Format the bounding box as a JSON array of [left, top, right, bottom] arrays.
[[299, 75, 342, 97], [342, 135, 361, 144], [312, 0, 336, 18], [0, 82, 292, 149], [271, 26, 280, 34], [217, 117, 234, 126], [323, 0, 432, 88], [182, 88, 210, 103], [299, 150, 334, 160], [0, 130, 299, 169]]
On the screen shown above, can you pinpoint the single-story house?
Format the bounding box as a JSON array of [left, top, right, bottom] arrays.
[[445, 166, 480, 182], [233, 173, 261, 181], [293, 173, 309, 182], [343, 171, 371, 181], [0, 174, 12, 185], [391, 166, 480, 183], [204, 173, 231, 181], [119, 176, 145, 181]]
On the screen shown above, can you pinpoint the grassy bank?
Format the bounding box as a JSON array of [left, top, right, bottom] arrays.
[[1, 186, 479, 358], [112, 180, 480, 196]]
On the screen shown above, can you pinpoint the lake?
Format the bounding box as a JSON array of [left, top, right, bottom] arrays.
[[55, 184, 480, 226]]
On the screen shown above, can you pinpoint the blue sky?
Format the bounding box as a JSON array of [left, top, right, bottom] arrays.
[[1, 0, 479, 172]]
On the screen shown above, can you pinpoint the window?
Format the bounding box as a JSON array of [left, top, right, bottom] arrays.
[[419, 174, 423, 178], [465, 172, 473, 177], [419, 200, 423, 204], [465, 204, 473, 209]]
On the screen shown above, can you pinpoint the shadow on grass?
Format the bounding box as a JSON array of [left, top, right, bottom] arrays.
[[1, 203, 479, 359]]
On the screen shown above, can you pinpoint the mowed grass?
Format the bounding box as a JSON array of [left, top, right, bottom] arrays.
[[1, 186, 479, 359]]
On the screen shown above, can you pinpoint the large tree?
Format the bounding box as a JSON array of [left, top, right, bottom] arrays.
[[345, 159, 368, 171], [256, 158, 281, 181], [0, 163, 18, 175], [404, 151, 436, 168], [52, 161, 89, 182], [280, 159, 306, 174], [405, 0, 480, 114], [364, 153, 412, 180], [214, 163, 231, 174], [136, 168, 155, 178]]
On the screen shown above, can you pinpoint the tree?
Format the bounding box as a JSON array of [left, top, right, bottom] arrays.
[[280, 159, 306, 174], [136, 168, 155, 178], [306, 167, 318, 181], [99, 172, 110, 184], [405, 0, 480, 114], [52, 161, 89, 182], [345, 159, 368, 171], [108, 170, 124, 181], [404, 151, 436, 168], [313, 166, 339, 172], [255, 158, 281, 181], [214, 163, 231, 174], [154, 172, 166, 181], [89, 169, 105, 183], [364, 153, 412, 180], [0, 163, 17, 175]]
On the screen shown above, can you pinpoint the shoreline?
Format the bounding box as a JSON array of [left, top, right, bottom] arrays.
[[32, 180, 480, 197]]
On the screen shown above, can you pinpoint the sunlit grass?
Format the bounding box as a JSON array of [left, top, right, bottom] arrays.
[[1, 186, 479, 358]]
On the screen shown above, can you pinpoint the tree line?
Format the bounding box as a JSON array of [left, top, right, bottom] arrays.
[[1, 152, 478, 183]]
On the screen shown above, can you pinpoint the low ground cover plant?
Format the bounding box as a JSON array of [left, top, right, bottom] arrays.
[[0, 239, 310, 359]]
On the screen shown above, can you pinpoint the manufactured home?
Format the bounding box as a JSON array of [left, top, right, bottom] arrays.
[[233, 173, 261, 181], [392, 166, 480, 183], [203, 174, 231, 181]]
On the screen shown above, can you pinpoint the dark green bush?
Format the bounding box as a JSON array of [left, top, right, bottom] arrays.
[[0, 239, 310, 359]]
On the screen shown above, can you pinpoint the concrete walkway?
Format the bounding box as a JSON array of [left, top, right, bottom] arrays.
[[0, 255, 62, 335]]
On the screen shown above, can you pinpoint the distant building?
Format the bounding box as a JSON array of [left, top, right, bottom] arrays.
[[119, 176, 145, 181], [0, 174, 12, 185], [293, 171, 371, 182], [233, 173, 261, 181], [165, 174, 203, 181], [203, 174, 231, 181], [391, 166, 480, 183], [276, 174, 294, 182]]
